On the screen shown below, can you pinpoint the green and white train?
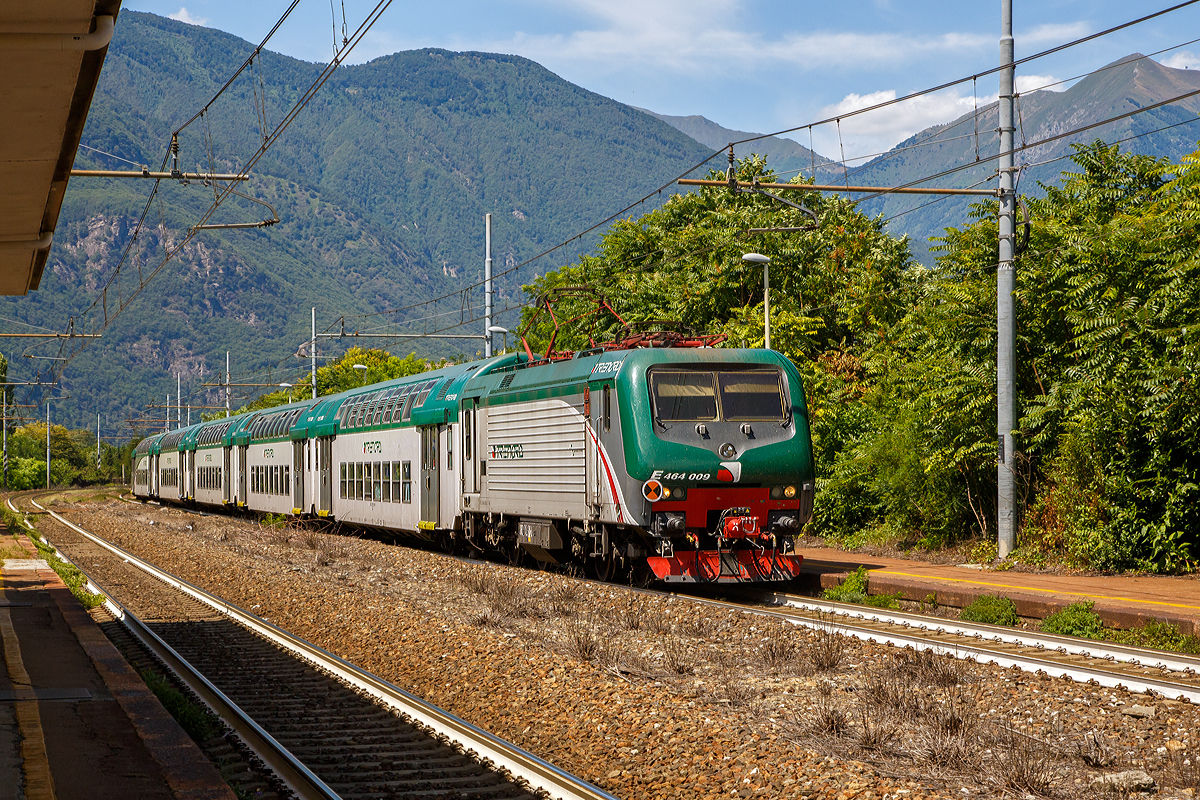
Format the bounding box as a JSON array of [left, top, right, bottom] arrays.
[[133, 346, 815, 582]]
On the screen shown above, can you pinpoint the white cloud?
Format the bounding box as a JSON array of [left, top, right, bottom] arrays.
[[168, 7, 209, 26], [1161, 51, 1200, 71], [1019, 22, 1091, 45], [365, 0, 990, 75], [813, 88, 985, 161], [1015, 74, 1064, 93]]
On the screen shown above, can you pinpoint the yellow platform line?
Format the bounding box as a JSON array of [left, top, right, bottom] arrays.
[[872, 569, 1200, 613]]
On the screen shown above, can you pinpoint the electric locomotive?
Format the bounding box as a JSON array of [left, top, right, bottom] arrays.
[[132, 343, 814, 583]]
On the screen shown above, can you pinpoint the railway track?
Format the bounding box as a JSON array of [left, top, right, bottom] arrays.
[[12, 496, 616, 800], [682, 586, 1200, 704], [93, 490, 1200, 705]]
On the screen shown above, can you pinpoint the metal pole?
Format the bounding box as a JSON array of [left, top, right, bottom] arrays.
[[46, 401, 50, 489], [226, 351, 230, 418], [763, 262, 771, 351], [311, 307, 317, 400], [997, 0, 1017, 558], [3, 391, 7, 490], [484, 214, 493, 358], [177, 374, 181, 430], [166, 395, 170, 433], [97, 412, 101, 469]]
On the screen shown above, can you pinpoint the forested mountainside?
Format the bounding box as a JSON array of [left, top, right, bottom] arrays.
[[4, 11, 711, 429]]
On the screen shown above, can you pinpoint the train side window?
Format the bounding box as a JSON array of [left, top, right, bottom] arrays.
[[340, 463, 347, 498], [373, 461, 382, 500], [401, 461, 412, 503], [382, 462, 391, 502], [446, 430, 453, 471], [356, 462, 364, 500], [392, 461, 402, 502], [285, 465, 290, 493], [603, 384, 611, 431], [364, 462, 372, 500]]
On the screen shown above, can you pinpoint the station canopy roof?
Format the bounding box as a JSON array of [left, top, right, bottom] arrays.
[[0, 1, 120, 295]]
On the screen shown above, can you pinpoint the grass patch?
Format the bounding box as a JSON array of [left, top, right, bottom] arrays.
[[1108, 619, 1200, 654], [823, 565, 901, 609], [1, 507, 106, 609], [1038, 601, 1200, 655], [139, 669, 220, 742], [959, 594, 1019, 626]]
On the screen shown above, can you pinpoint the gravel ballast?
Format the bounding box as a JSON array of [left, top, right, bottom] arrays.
[[36, 498, 1200, 799]]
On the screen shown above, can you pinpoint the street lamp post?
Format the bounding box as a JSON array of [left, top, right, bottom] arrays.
[[742, 253, 771, 350], [279, 383, 292, 403], [352, 364, 368, 386], [487, 326, 509, 354]]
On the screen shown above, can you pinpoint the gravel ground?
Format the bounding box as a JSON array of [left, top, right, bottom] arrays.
[[35, 497, 1200, 800]]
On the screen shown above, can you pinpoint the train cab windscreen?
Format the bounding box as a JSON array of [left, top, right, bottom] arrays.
[[650, 368, 785, 422]]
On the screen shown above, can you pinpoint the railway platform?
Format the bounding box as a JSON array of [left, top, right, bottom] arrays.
[[0, 525, 235, 800], [795, 546, 1200, 635]]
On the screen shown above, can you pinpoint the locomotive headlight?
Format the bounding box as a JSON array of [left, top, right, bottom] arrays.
[[770, 486, 783, 499], [673, 487, 686, 501], [784, 485, 797, 498], [718, 442, 737, 459], [661, 486, 672, 499]]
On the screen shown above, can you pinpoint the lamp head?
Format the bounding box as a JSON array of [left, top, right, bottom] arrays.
[[742, 253, 770, 264]]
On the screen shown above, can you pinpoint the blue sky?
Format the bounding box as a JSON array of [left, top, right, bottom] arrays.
[[124, 1, 1200, 160]]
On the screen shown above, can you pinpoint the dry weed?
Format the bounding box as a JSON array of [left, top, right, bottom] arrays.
[[897, 647, 964, 687], [758, 630, 799, 671], [984, 721, 1060, 797], [486, 574, 539, 619], [911, 690, 979, 769], [804, 690, 850, 737], [616, 598, 644, 631], [646, 609, 674, 636], [564, 619, 603, 662], [807, 617, 845, 672], [299, 530, 322, 550], [545, 580, 583, 617], [469, 608, 507, 629], [1074, 730, 1115, 768], [661, 639, 696, 675], [854, 703, 899, 753]]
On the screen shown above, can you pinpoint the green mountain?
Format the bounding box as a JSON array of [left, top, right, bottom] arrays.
[[1, 11, 711, 431], [849, 54, 1200, 261], [633, 108, 838, 179]]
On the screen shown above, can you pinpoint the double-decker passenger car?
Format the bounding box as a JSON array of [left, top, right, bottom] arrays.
[[133, 345, 815, 583]]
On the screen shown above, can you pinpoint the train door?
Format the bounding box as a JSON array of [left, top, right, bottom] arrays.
[[150, 454, 159, 497], [318, 437, 333, 515], [462, 401, 477, 495], [185, 450, 194, 501], [584, 387, 600, 512], [586, 380, 616, 516], [223, 448, 232, 504], [292, 440, 304, 513], [420, 426, 440, 528], [237, 445, 248, 506]]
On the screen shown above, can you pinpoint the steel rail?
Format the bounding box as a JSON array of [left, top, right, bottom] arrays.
[[7, 500, 335, 798], [659, 588, 1200, 704], [754, 591, 1200, 676], [29, 499, 618, 800]]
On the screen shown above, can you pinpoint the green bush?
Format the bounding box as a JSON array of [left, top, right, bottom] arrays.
[[823, 565, 901, 609], [1108, 620, 1200, 655], [1040, 601, 1106, 640], [959, 594, 1019, 626]]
